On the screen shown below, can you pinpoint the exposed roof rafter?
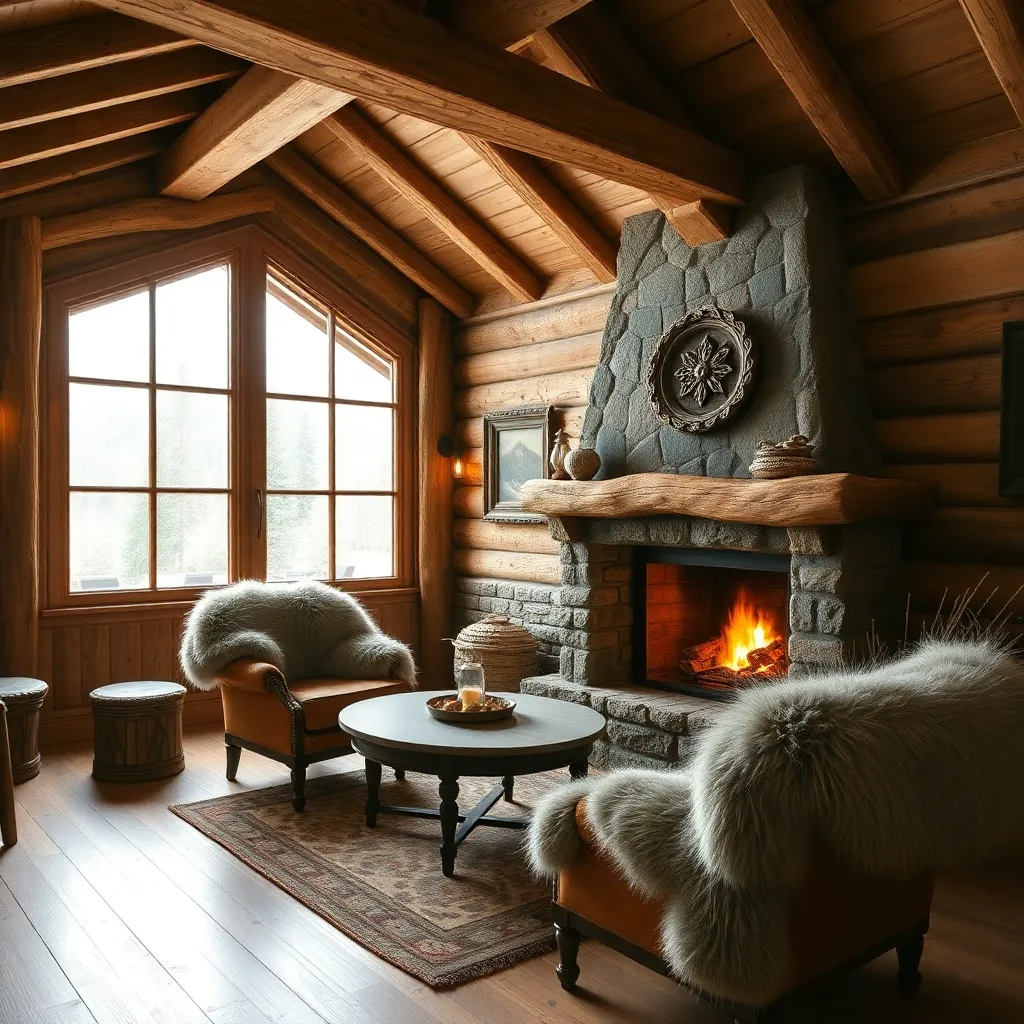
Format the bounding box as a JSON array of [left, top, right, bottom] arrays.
[[264, 146, 474, 318], [460, 135, 618, 283], [958, 0, 1024, 125], [728, 0, 902, 202], [0, 12, 194, 89], [0, 89, 214, 172], [323, 105, 544, 302], [0, 48, 244, 132]]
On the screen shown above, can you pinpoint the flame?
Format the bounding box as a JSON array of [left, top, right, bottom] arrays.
[[721, 589, 781, 670]]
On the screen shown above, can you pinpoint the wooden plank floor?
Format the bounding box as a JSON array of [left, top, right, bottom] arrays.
[[2, 727, 1023, 1024]]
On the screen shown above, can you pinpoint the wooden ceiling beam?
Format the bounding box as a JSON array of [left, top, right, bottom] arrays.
[[157, 66, 353, 199], [0, 89, 212, 172], [0, 12, 194, 89], [323, 106, 544, 302], [89, 0, 746, 206], [460, 135, 617, 283], [437, 0, 597, 49], [531, 4, 731, 246], [958, 0, 1024, 125], [40, 186, 276, 249], [0, 132, 173, 201], [728, 0, 901, 202], [264, 147, 474, 318], [0, 49, 244, 132]]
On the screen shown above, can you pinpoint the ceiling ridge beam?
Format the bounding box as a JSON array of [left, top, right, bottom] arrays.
[[530, 4, 732, 246], [460, 135, 617, 283], [0, 12, 195, 90], [728, 0, 902, 202], [264, 147, 474, 318], [89, 0, 746, 206], [0, 49, 244, 132], [958, 0, 1024, 125], [40, 185, 276, 249], [158, 66, 352, 199], [0, 89, 213, 172], [323, 105, 544, 302]]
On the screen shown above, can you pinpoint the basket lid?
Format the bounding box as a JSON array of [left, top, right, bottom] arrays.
[[455, 615, 538, 653]]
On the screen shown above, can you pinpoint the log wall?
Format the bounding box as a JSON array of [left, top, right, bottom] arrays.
[[848, 173, 1024, 630]]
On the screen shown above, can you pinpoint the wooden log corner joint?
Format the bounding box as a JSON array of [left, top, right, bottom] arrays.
[[519, 472, 936, 528]]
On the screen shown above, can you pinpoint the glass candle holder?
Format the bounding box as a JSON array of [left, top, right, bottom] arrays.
[[457, 661, 486, 710]]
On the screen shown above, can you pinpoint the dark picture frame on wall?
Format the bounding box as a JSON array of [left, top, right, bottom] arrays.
[[482, 405, 551, 523], [1000, 322, 1024, 496]]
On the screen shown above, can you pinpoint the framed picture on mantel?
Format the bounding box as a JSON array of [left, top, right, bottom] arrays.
[[483, 405, 551, 523], [1000, 322, 1024, 496]]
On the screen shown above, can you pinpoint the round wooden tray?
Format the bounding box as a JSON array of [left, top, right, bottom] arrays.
[[425, 694, 517, 723]]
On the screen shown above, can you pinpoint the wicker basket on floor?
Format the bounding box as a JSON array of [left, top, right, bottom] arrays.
[[454, 616, 538, 693]]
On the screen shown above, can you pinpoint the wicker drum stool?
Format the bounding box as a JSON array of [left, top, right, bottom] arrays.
[[89, 681, 186, 782], [0, 678, 48, 783]]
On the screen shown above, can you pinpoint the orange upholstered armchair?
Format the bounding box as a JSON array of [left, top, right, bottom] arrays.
[[217, 659, 413, 810], [552, 797, 934, 1024]]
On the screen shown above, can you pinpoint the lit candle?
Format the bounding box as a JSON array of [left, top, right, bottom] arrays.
[[460, 685, 484, 710]]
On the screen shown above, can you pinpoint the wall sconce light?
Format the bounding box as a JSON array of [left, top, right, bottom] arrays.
[[437, 435, 464, 480]]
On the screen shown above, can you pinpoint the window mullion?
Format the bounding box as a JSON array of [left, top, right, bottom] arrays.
[[328, 308, 336, 581]]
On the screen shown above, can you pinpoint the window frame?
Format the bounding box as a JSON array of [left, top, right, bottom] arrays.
[[42, 226, 415, 610]]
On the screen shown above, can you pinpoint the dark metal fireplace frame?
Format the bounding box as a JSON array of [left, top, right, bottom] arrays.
[[630, 546, 792, 702]]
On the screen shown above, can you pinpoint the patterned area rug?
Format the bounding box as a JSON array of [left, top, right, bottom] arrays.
[[171, 767, 564, 988]]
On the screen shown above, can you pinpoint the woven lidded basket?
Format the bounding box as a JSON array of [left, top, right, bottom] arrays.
[[453, 615, 538, 693]]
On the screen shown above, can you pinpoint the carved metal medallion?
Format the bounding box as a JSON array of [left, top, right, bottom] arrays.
[[646, 307, 757, 433]]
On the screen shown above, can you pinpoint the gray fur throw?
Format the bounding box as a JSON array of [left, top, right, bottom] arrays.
[[527, 640, 1024, 1004], [180, 579, 416, 690]]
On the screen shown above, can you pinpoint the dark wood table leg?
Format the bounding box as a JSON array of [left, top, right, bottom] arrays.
[[365, 759, 382, 827], [569, 758, 589, 780], [502, 774, 514, 802], [438, 773, 460, 877]]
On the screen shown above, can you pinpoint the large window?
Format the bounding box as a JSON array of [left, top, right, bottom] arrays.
[[44, 229, 413, 607]]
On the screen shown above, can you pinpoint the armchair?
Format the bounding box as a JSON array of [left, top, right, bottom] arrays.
[[550, 796, 932, 1024], [216, 659, 412, 810]]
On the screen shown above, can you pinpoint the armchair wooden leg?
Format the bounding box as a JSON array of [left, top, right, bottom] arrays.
[[897, 933, 925, 994], [225, 743, 241, 782], [0, 703, 17, 849], [554, 921, 581, 992], [291, 762, 307, 812], [394, 768, 405, 781]]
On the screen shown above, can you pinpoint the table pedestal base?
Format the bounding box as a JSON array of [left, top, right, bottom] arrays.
[[362, 756, 589, 877]]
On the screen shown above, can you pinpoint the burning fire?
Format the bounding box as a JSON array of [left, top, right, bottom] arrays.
[[721, 591, 782, 671]]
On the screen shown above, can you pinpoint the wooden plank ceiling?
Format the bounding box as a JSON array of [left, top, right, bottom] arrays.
[[0, 0, 1021, 313]]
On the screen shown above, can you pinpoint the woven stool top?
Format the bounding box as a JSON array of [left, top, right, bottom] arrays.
[[90, 681, 186, 706], [0, 677, 49, 702]]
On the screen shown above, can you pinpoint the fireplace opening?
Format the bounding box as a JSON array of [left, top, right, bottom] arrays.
[[631, 548, 791, 701]]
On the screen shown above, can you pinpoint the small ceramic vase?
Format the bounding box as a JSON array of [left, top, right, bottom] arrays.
[[549, 429, 572, 480], [564, 447, 601, 481]]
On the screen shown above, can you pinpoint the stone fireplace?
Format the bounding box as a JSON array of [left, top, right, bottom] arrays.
[[455, 165, 932, 770]]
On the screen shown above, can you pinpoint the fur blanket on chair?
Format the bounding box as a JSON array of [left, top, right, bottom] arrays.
[[180, 579, 416, 690], [527, 639, 1024, 1004]]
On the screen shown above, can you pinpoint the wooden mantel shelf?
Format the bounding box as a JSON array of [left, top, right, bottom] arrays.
[[519, 473, 934, 528]]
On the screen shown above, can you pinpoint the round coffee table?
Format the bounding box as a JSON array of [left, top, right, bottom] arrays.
[[339, 691, 605, 876]]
